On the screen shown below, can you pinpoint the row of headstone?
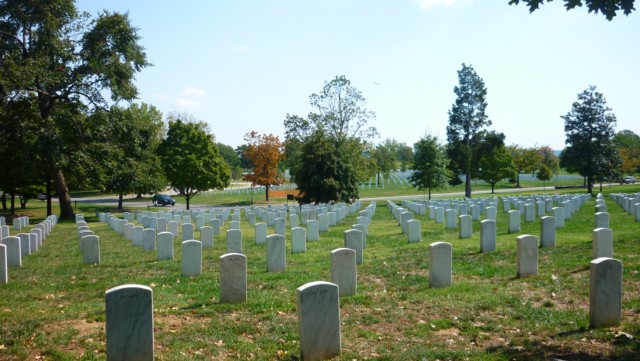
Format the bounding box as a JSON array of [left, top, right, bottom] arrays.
[[0, 215, 56, 284], [76, 215, 100, 264], [609, 192, 640, 221]]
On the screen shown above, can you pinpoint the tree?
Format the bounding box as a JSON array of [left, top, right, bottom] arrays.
[[397, 143, 414, 171], [0, 0, 149, 219], [536, 164, 553, 189], [507, 145, 544, 187], [157, 116, 230, 210], [479, 146, 516, 194], [217, 143, 242, 179], [293, 129, 358, 204], [285, 75, 378, 202], [446, 63, 492, 198], [560, 86, 618, 194], [509, 0, 636, 20], [373, 139, 398, 186], [409, 134, 450, 199], [96, 103, 165, 209], [538, 145, 561, 175], [242, 131, 284, 202], [613, 130, 640, 175]]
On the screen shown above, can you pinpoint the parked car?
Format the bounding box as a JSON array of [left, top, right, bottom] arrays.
[[152, 194, 176, 206], [621, 176, 636, 184]]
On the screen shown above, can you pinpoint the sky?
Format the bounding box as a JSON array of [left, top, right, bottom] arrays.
[[77, 0, 640, 150]]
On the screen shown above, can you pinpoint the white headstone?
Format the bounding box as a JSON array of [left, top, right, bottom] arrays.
[[589, 257, 622, 328], [200, 226, 213, 248], [459, 215, 472, 239], [182, 223, 194, 242], [307, 220, 319, 242], [157, 232, 174, 261], [181, 240, 202, 277], [331, 248, 357, 296], [3, 236, 21, 266], [0, 244, 7, 284], [429, 242, 452, 288], [142, 228, 156, 251], [105, 284, 154, 360], [220, 253, 247, 304], [344, 229, 363, 265], [594, 212, 609, 229], [480, 220, 496, 253], [291, 227, 307, 254], [266, 234, 286, 272], [80, 235, 100, 264], [592, 227, 613, 259], [226, 229, 243, 254], [407, 219, 421, 243], [516, 235, 538, 278], [508, 210, 521, 234], [255, 223, 267, 244], [540, 216, 556, 248], [297, 281, 341, 361]]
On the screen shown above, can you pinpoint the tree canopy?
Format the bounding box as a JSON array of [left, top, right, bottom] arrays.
[[479, 146, 516, 194], [613, 129, 640, 175], [509, 0, 636, 20], [0, 0, 149, 219], [409, 134, 450, 199], [507, 145, 543, 187], [157, 116, 230, 209], [446, 63, 491, 198], [560, 85, 618, 194], [243, 131, 284, 202]]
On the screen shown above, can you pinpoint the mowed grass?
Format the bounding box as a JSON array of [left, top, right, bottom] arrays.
[[0, 188, 639, 360]]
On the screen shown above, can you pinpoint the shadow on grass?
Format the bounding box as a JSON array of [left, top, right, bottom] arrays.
[[486, 328, 640, 361]]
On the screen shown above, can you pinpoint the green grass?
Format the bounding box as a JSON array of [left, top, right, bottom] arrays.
[[0, 185, 639, 359]]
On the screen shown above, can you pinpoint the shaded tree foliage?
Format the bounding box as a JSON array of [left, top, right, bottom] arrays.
[[560, 86, 618, 194], [479, 146, 516, 194], [509, 0, 635, 20], [613, 129, 640, 174], [0, 0, 149, 219], [217, 143, 242, 179], [157, 117, 230, 210], [508, 145, 543, 187], [536, 164, 553, 188]]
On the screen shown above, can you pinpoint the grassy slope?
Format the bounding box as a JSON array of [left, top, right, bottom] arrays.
[[0, 186, 638, 360]]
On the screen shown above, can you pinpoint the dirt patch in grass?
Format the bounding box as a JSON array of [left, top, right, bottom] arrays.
[[41, 319, 104, 357]]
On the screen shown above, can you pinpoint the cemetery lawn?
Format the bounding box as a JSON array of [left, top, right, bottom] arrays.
[[1, 188, 639, 360]]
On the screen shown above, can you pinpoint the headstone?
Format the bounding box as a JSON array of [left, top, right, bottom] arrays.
[[255, 223, 267, 244], [592, 228, 613, 259], [291, 227, 306, 253], [318, 214, 329, 232], [220, 253, 247, 303], [181, 240, 202, 277], [553, 207, 565, 228], [407, 219, 421, 243], [226, 229, 243, 254], [344, 229, 363, 265], [540, 216, 556, 248], [508, 210, 521, 234], [28, 233, 38, 253], [445, 209, 457, 230], [182, 223, 194, 242], [105, 284, 154, 360], [266, 234, 286, 272], [267, 212, 276, 227], [211, 218, 221, 235], [352, 224, 367, 248], [480, 220, 496, 253], [0, 244, 6, 283], [459, 215, 472, 239], [80, 235, 100, 264], [401, 212, 413, 234], [589, 257, 622, 328], [470, 205, 479, 221], [275, 218, 286, 236], [594, 212, 609, 229], [229, 220, 240, 230], [3, 236, 21, 266], [200, 226, 213, 248], [297, 281, 341, 361], [516, 235, 538, 278], [485, 206, 497, 221], [524, 203, 535, 222], [132, 226, 144, 247], [331, 248, 357, 296], [429, 242, 452, 288], [307, 220, 320, 242], [142, 228, 156, 251], [156, 232, 174, 261], [290, 213, 299, 228], [17, 233, 30, 257], [435, 207, 444, 224]]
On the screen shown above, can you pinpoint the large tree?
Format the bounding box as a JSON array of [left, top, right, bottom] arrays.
[[509, 0, 635, 20], [0, 0, 149, 219], [373, 139, 398, 187], [538, 145, 561, 175], [217, 143, 242, 179], [446, 63, 492, 198], [96, 103, 165, 209], [157, 117, 230, 210], [242, 131, 284, 202], [294, 129, 358, 204], [409, 134, 450, 199], [560, 86, 618, 194], [285, 75, 378, 202]]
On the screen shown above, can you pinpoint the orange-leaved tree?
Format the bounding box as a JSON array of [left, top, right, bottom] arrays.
[[243, 131, 284, 201]]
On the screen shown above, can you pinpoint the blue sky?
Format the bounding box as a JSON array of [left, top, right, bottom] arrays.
[[77, 0, 639, 150]]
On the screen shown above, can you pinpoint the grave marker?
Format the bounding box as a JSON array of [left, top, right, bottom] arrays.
[[589, 257, 622, 328], [105, 285, 154, 360], [157, 232, 174, 261], [80, 235, 100, 264], [516, 235, 538, 278], [429, 242, 452, 288], [220, 253, 247, 303], [297, 281, 341, 361], [181, 240, 202, 277], [331, 248, 357, 296]]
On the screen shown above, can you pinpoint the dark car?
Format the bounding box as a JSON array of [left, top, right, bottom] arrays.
[[152, 194, 175, 206]]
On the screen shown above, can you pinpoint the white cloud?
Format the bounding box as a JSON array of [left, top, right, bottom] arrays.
[[172, 86, 206, 109], [231, 45, 248, 52], [413, 0, 455, 10]]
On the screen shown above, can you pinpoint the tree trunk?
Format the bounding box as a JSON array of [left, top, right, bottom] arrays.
[[186, 195, 190, 210], [465, 170, 472, 198], [118, 193, 124, 210], [50, 159, 74, 220], [516, 173, 521, 188], [10, 193, 15, 214], [265, 185, 270, 202], [46, 178, 52, 216], [428, 187, 431, 200], [587, 178, 593, 195], [1, 192, 6, 211]]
